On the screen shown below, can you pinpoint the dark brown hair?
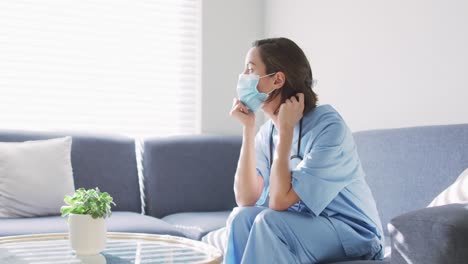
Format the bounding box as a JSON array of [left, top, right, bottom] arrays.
[[253, 37, 318, 114]]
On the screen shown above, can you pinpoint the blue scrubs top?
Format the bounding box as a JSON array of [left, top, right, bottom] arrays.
[[254, 104, 384, 258]]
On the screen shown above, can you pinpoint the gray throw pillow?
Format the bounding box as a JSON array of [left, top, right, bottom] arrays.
[[388, 204, 468, 264], [0, 137, 75, 217]]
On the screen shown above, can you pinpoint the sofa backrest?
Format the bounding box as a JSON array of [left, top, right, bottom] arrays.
[[143, 135, 240, 218], [0, 130, 141, 213], [353, 124, 468, 235]]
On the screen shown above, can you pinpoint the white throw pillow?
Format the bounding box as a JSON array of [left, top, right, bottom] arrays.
[[0, 137, 75, 217], [428, 168, 468, 207]]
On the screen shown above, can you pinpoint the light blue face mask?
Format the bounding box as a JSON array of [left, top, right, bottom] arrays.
[[236, 72, 276, 112]]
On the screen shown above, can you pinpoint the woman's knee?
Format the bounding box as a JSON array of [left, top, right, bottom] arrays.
[[226, 206, 265, 230], [253, 208, 284, 229]]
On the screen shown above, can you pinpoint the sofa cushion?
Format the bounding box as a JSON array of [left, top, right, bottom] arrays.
[[0, 212, 185, 237], [202, 230, 391, 263], [353, 124, 468, 236], [162, 211, 231, 240], [383, 236, 391, 259], [0, 137, 75, 218], [327, 261, 390, 264], [0, 130, 142, 213], [143, 135, 240, 218]]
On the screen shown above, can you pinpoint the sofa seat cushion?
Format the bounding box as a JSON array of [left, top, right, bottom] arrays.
[[327, 261, 390, 264], [162, 211, 231, 240], [0, 212, 185, 237], [201, 228, 391, 264], [201, 229, 392, 263], [383, 236, 391, 259]]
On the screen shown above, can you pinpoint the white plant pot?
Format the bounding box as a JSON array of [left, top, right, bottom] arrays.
[[68, 214, 107, 255]]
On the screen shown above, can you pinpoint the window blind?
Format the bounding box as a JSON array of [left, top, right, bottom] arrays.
[[0, 0, 201, 137]]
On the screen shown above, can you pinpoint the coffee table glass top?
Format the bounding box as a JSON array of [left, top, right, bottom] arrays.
[[0, 232, 222, 264]]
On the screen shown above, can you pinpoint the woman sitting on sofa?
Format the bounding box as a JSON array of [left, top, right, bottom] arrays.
[[227, 37, 385, 264]]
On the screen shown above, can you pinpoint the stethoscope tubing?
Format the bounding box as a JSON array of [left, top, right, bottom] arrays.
[[269, 118, 303, 168]]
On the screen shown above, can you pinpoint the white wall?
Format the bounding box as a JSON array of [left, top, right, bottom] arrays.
[[201, 0, 265, 135], [259, 0, 468, 132]]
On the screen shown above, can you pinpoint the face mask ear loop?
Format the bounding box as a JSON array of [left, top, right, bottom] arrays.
[[259, 72, 278, 96], [259, 72, 277, 79], [265, 88, 276, 95]]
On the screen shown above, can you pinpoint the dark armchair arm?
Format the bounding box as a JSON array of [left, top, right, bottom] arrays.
[[388, 203, 468, 264]]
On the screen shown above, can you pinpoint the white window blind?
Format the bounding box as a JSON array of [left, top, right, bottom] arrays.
[[0, 0, 201, 137]]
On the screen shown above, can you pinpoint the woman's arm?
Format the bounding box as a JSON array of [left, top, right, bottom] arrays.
[[230, 98, 264, 207], [234, 125, 264, 206], [268, 94, 304, 211], [269, 127, 300, 210]]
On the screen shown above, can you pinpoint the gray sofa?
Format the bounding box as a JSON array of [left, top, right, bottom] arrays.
[[1, 124, 468, 264], [332, 124, 468, 264], [0, 130, 185, 237]]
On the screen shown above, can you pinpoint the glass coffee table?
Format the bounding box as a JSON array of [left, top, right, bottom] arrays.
[[0, 232, 222, 264]]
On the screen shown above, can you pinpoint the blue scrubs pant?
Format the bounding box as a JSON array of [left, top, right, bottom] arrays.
[[224, 206, 350, 264]]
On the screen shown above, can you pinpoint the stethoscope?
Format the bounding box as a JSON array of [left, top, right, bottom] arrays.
[[269, 118, 303, 168]]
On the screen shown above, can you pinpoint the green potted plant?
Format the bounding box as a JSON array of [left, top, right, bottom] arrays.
[[61, 187, 116, 255]]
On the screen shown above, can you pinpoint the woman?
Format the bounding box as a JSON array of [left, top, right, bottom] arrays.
[[227, 37, 384, 264]]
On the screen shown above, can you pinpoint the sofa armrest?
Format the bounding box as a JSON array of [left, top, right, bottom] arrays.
[[388, 203, 468, 264]]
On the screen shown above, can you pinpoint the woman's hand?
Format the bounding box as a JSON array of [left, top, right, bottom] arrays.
[[278, 93, 304, 133], [230, 98, 256, 128]]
